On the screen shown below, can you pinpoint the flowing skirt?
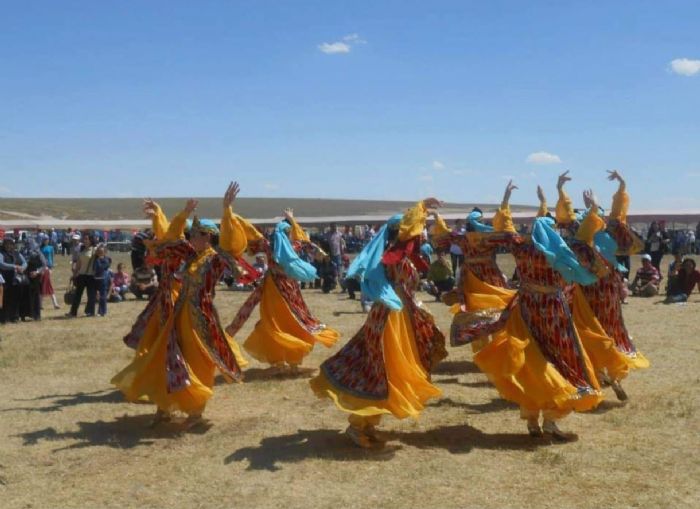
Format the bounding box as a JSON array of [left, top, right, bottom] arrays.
[[310, 305, 441, 420], [243, 276, 339, 365]]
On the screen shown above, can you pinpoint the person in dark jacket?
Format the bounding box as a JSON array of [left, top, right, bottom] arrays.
[[0, 236, 27, 323]]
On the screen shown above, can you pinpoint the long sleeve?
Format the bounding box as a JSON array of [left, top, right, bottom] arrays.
[[151, 203, 170, 240], [288, 217, 310, 243], [219, 206, 248, 258], [493, 206, 517, 233], [162, 208, 189, 241], [609, 188, 629, 224], [537, 200, 548, 218], [575, 205, 606, 247], [398, 201, 428, 242], [430, 214, 451, 238], [555, 188, 576, 225], [0, 253, 14, 271]]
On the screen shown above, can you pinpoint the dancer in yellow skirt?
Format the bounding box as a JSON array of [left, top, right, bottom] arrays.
[[225, 208, 339, 371], [434, 181, 519, 352], [555, 171, 649, 401], [112, 182, 249, 427], [451, 182, 606, 441], [310, 198, 448, 448]]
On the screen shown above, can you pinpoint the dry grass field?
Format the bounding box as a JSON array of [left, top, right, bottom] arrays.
[[1, 253, 699, 509]]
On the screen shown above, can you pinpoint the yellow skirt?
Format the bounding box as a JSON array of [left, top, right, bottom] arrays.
[[310, 307, 441, 420], [571, 286, 646, 380], [450, 270, 516, 353], [244, 276, 339, 366], [112, 302, 247, 415], [473, 304, 602, 419]]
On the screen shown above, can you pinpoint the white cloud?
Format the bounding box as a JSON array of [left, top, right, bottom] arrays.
[[669, 58, 700, 77], [318, 42, 351, 54], [526, 151, 562, 165], [318, 34, 366, 55], [432, 160, 445, 170]]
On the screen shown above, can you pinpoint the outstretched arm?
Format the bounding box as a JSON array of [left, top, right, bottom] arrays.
[[220, 181, 248, 258], [555, 171, 576, 224], [536, 185, 548, 217], [283, 208, 310, 243], [607, 170, 629, 223], [398, 198, 443, 241]]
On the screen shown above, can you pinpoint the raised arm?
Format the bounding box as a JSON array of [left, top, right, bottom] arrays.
[[493, 180, 518, 233], [555, 171, 576, 225], [536, 185, 548, 217], [283, 208, 310, 243], [143, 199, 169, 239], [607, 170, 628, 223], [398, 198, 443, 242], [220, 181, 248, 258]]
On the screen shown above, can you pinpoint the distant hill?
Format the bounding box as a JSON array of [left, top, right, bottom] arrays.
[[0, 197, 538, 221]]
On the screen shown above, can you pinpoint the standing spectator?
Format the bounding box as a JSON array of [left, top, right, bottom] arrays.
[[420, 232, 434, 267], [0, 273, 4, 314], [40, 237, 60, 309], [629, 254, 661, 297], [326, 223, 345, 278], [450, 219, 466, 278], [67, 234, 97, 318], [92, 245, 112, 316], [60, 229, 72, 256], [665, 258, 700, 303], [252, 253, 268, 276], [130, 263, 158, 299], [0, 237, 27, 323], [317, 254, 338, 294], [23, 240, 46, 321], [110, 263, 130, 302], [645, 221, 669, 271], [688, 230, 696, 255]]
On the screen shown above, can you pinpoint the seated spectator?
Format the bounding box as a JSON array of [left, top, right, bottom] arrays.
[[130, 264, 158, 299], [425, 251, 455, 301], [110, 263, 130, 302], [629, 254, 661, 297], [665, 258, 700, 303], [252, 253, 268, 275]]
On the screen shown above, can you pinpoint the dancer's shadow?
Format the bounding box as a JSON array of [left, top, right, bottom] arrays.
[[332, 310, 366, 317], [389, 423, 543, 454], [4, 389, 124, 413], [432, 360, 480, 375], [229, 367, 317, 384], [591, 399, 627, 414], [225, 429, 399, 471], [435, 377, 492, 389], [428, 397, 516, 414], [15, 414, 211, 452]]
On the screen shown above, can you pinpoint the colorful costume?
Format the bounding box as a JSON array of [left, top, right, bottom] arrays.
[[310, 202, 448, 440], [451, 215, 604, 428], [112, 206, 248, 416], [226, 215, 339, 367]]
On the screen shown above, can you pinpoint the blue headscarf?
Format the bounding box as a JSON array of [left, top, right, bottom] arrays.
[[347, 214, 403, 310], [468, 210, 494, 233], [594, 230, 628, 273], [272, 221, 317, 282], [189, 217, 219, 235], [531, 217, 597, 285]]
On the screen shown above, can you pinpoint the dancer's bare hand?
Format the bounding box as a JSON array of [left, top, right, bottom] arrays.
[[423, 197, 443, 209], [536, 185, 546, 203], [284, 208, 294, 220], [557, 171, 571, 189], [143, 198, 158, 218], [184, 199, 198, 214], [583, 189, 598, 209], [607, 170, 624, 183], [223, 181, 240, 208]]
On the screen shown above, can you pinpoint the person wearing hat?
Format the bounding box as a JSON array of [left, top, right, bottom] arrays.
[[0, 236, 27, 323], [629, 253, 661, 297], [113, 182, 249, 428]]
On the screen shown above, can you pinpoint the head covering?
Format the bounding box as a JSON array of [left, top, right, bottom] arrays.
[[272, 221, 317, 282], [467, 209, 494, 233], [594, 230, 628, 273], [347, 214, 403, 310], [531, 217, 597, 285], [641, 253, 652, 261], [190, 216, 219, 235]]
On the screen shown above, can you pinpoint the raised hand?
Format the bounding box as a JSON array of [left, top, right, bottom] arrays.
[[184, 199, 198, 215], [536, 185, 546, 204], [223, 181, 241, 208], [284, 208, 294, 220], [423, 197, 444, 210], [557, 170, 571, 190], [143, 198, 158, 218], [583, 188, 598, 209], [607, 170, 624, 183], [502, 179, 518, 206]]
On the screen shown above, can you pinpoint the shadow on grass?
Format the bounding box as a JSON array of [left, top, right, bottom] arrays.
[[591, 399, 627, 414], [332, 310, 366, 317], [214, 367, 317, 385], [432, 360, 480, 375], [435, 377, 492, 389], [16, 414, 211, 451], [225, 429, 400, 471], [4, 389, 124, 413], [227, 422, 543, 471], [428, 397, 516, 414]]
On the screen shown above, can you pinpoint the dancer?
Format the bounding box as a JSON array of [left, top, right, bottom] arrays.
[[225, 209, 339, 371], [557, 171, 649, 401], [436, 181, 519, 352], [112, 182, 248, 427], [451, 183, 604, 441], [310, 198, 448, 448]]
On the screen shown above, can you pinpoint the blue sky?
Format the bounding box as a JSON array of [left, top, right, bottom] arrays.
[[1, 1, 698, 209]]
